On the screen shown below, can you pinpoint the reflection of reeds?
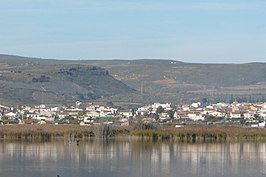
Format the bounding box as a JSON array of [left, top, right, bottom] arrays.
[[91, 125, 118, 139], [0, 125, 265, 142]]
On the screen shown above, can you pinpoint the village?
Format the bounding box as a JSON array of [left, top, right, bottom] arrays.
[[0, 101, 266, 128]]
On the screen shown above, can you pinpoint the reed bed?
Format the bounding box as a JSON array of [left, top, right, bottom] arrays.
[[0, 124, 265, 142], [130, 125, 266, 142], [0, 125, 128, 141]]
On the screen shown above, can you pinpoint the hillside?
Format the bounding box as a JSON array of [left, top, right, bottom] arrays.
[[0, 55, 135, 105], [1, 54, 266, 105], [81, 59, 266, 104]]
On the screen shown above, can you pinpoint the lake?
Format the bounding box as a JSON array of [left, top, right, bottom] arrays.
[[0, 140, 265, 177]]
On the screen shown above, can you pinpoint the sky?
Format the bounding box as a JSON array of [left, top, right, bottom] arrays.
[[0, 0, 266, 63]]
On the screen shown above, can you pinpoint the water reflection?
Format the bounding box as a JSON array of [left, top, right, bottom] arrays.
[[0, 140, 265, 177]]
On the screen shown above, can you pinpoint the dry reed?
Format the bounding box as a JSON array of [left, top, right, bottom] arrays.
[[130, 125, 266, 142], [0, 124, 265, 142]]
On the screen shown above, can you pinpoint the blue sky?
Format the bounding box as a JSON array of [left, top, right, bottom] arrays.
[[0, 0, 266, 63]]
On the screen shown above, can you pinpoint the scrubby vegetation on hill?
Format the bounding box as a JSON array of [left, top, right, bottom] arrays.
[[0, 55, 135, 105], [1, 54, 266, 105]]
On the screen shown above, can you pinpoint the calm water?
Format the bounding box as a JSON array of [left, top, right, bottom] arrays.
[[0, 140, 265, 177]]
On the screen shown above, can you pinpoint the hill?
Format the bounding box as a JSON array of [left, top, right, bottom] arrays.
[[1, 54, 266, 105], [0, 55, 135, 105], [80, 59, 266, 104]]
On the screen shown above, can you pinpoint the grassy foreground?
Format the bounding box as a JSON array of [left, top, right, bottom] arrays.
[[0, 125, 266, 142]]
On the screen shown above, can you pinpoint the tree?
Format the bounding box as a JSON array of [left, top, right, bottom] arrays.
[[167, 109, 175, 119], [155, 106, 164, 121], [201, 97, 208, 106], [131, 108, 136, 117], [156, 106, 164, 114]]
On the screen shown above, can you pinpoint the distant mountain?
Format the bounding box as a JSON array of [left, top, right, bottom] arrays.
[[1, 54, 266, 105]]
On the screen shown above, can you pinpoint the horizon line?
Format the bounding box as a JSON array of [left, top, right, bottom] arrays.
[[0, 53, 265, 65]]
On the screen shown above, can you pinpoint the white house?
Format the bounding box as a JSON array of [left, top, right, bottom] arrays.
[[83, 116, 96, 124], [191, 102, 201, 108], [159, 112, 170, 120], [151, 103, 171, 111], [4, 112, 17, 118], [35, 115, 48, 120], [229, 111, 242, 119], [120, 109, 133, 118], [259, 121, 265, 128], [174, 112, 190, 120], [259, 111, 266, 119], [187, 112, 205, 121]]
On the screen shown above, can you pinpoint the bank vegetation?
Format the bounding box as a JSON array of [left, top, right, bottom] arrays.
[[0, 124, 266, 142]]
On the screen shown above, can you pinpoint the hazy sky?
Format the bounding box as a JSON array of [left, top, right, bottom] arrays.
[[0, 0, 266, 63]]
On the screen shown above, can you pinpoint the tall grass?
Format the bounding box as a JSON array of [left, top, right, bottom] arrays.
[[0, 125, 128, 141], [130, 125, 266, 142], [0, 125, 265, 142]]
